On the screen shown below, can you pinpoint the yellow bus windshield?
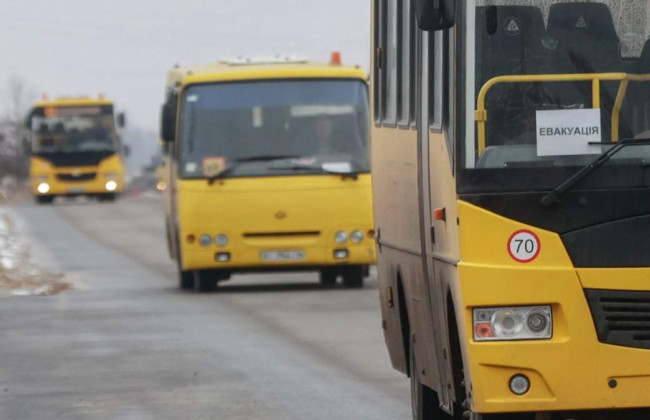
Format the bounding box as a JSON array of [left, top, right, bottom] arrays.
[[178, 79, 369, 179], [31, 107, 117, 154]]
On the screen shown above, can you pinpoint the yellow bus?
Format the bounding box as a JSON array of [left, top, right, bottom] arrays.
[[161, 56, 375, 292], [373, 0, 650, 418], [27, 97, 127, 204]]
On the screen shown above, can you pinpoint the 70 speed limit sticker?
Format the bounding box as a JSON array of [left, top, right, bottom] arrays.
[[507, 230, 541, 263]]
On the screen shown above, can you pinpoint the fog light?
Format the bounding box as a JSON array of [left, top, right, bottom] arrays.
[[199, 234, 212, 247], [350, 230, 364, 243], [335, 231, 348, 244], [509, 375, 530, 396], [105, 180, 118, 191], [215, 234, 229, 247], [216, 252, 231, 262], [333, 249, 349, 259], [37, 183, 50, 194]]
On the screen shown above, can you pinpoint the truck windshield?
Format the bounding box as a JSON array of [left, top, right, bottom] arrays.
[[459, 0, 650, 194], [32, 111, 117, 154], [178, 80, 369, 179]]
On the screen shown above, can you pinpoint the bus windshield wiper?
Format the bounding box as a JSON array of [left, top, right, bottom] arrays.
[[207, 155, 299, 185], [540, 138, 650, 206]]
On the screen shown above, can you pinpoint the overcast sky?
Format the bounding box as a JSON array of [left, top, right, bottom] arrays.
[[0, 0, 371, 131]]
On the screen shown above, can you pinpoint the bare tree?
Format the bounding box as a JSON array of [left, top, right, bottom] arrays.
[[0, 77, 37, 179]]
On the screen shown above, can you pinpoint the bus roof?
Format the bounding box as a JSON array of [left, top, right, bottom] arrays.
[[32, 97, 114, 108], [166, 58, 367, 89]]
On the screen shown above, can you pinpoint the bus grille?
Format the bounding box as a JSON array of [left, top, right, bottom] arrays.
[[243, 231, 320, 238], [57, 173, 96, 182], [585, 289, 650, 350]]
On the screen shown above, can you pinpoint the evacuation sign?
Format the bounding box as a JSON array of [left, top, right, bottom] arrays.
[[536, 108, 602, 156]]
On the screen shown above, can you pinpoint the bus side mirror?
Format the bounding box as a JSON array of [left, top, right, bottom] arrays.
[[117, 112, 127, 129], [415, 0, 456, 31], [161, 102, 177, 143]]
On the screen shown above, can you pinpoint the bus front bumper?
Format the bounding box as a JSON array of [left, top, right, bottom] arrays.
[[459, 264, 650, 414], [31, 177, 123, 196]]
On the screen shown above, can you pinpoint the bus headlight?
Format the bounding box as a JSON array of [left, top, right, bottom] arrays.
[[350, 230, 364, 243], [105, 181, 118, 191], [199, 234, 213, 247], [105, 173, 119, 180], [335, 231, 348, 244], [37, 183, 50, 194], [473, 306, 552, 341], [215, 234, 229, 247]]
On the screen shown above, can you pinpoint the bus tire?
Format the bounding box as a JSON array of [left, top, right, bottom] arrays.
[[178, 268, 193, 290], [409, 344, 438, 420], [342, 265, 364, 288], [36, 195, 55, 205], [193, 270, 216, 293], [99, 193, 116, 202], [319, 268, 338, 287]]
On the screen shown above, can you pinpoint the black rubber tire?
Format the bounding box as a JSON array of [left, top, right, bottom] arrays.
[[178, 268, 193, 290], [319, 268, 338, 288], [342, 265, 364, 289], [410, 344, 439, 420], [193, 270, 216, 293], [99, 193, 116, 202], [36, 195, 55, 205]]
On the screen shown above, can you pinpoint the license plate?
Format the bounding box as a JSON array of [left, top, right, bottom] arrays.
[[260, 250, 306, 262], [67, 187, 86, 194]]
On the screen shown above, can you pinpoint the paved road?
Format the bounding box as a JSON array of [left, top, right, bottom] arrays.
[[0, 196, 409, 420]]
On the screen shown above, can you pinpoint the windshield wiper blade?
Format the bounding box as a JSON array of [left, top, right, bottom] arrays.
[[540, 138, 650, 206], [207, 155, 300, 185]]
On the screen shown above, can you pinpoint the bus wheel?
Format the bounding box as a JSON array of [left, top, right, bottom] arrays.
[[193, 270, 216, 293], [319, 268, 338, 288], [99, 193, 116, 202], [409, 344, 438, 420], [36, 195, 54, 205], [178, 268, 193, 290], [342, 266, 364, 288]]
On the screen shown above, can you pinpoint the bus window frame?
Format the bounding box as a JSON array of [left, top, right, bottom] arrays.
[[383, 0, 402, 128], [373, 0, 387, 126], [398, 0, 417, 130]]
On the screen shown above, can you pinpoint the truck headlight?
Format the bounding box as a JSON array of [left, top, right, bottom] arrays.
[[105, 181, 118, 191], [473, 306, 552, 341]]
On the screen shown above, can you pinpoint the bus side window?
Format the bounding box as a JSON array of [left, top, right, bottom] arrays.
[[429, 29, 454, 171], [374, 0, 401, 128], [398, 0, 417, 129]]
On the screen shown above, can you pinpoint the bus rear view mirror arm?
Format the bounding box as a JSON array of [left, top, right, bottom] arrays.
[[415, 0, 456, 31]]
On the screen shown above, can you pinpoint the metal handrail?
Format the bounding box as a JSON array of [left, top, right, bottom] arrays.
[[475, 73, 650, 154]]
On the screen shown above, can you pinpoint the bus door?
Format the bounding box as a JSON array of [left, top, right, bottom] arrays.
[[416, 28, 455, 413]]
